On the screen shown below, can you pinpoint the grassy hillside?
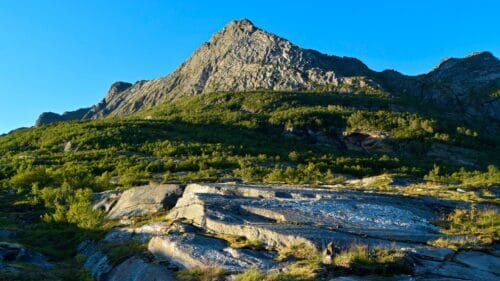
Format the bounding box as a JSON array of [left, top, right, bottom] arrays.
[[0, 90, 499, 280]]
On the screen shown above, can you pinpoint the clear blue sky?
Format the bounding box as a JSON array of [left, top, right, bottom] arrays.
[[1, 0, 499, 134]]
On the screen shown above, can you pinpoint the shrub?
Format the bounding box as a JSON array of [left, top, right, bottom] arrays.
[[438, 206, 499, 246], [276, 243, 318, 262], [333, 245, 411, 275]]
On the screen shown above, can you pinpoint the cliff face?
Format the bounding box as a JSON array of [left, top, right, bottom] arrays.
[[35, 19, 500, 126], [81, 19, 373, 119]]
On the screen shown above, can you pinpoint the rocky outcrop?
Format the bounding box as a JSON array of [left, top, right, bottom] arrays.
[[149, 230, 277, 272], [98, 184, 183, 220], [80, 183, 498, 280], [106, 256, 174, 281], [165, 184, 454, 250], [77, 238, 175, 281], [77, 240, 112, 280], [34, 107, 90, 127]]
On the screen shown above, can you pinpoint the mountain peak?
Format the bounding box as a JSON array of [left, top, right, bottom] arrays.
[[224, 18, 256, 32], [433, 51, 499, 71], [464, 51, 495, 59], [33, 20, 500, 126]]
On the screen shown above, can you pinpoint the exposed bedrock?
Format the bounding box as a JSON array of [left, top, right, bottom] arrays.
[[81, 183, 498, 280]]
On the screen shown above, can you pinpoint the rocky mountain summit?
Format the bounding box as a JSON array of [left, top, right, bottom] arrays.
[[35, 19, 500, 126]]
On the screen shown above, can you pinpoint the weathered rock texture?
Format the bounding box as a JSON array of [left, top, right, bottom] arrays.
[[35, 19, 500, 125], [35, 107, 91, 127], [106, 256, 174, 281], [149, 231, 277, 272], [102, 184, 183, 219], [80, 183, 499, 280]]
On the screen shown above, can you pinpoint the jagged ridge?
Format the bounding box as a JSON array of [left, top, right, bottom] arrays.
[[35, 19, 500, 126]]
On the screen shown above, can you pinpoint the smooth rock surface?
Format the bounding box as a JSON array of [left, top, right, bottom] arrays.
[[432, 261, 498, 281], [77, 240, 112, 281], [453, 250, 500, 275], [104, 222, 170, 243], [149, 231, 276, 272], [106, 184, 183, 219], [167, 183, 456, 251], [106, 256, 175, 281]]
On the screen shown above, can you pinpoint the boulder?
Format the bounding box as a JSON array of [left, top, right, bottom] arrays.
[[77, 240, 112, 281], [106, 256, 174, 281], [321, 242, 335, 265], [106, 184, 183, 219], [148, 231, 276, 272]]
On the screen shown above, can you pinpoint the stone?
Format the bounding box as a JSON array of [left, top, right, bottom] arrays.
[[106, 184, 183, 219], [454, 251, 500, 275], [103, 222, 170, 243], [77, 240, 112, 281], [0, 242, 53, 269], [92, 190, 122, 213], [165, 183, 458, 267], [63, 141, 77, 152], [148, 231, 277, 272], [167, 183, 447, 246], [106, 256, 175, 281], [321, 242, 335, 265]]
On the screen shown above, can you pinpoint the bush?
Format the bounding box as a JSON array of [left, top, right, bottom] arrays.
[[438, 206, 499, 245], [31, 183, 104, 229], [425, 165, 500, 187], [333, 244, 411, 275]]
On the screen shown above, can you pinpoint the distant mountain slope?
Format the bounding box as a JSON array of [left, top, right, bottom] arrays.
[[35, 19, 500, 126]]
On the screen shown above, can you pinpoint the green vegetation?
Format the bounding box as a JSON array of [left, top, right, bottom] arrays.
[[428, 206, 499, 251], [425, 164, 500, 187], [214, 234, 264, 251], [275, 243, 317, 262], [100, 241, 147, 266], [433, 206, 499, 249], [175, 268, 227, 281], [235, 244, 323, 281], [234, 243, 411, 280], [332, 245, 411, 275], [0, 90, 498, 278]]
